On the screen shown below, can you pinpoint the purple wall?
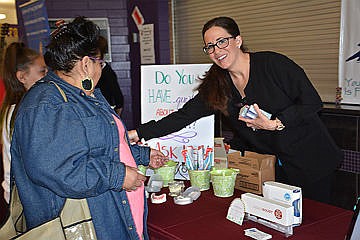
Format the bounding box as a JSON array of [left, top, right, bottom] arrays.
[[16, 0, 135, 127], [15, 0, 171, 129], [127, 0, 170, 126]]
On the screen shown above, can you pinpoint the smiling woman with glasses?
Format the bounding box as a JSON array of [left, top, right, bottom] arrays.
[[129, 16, 342, 205], [203, 36, 234, 54]]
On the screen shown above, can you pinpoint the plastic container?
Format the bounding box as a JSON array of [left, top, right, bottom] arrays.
[[145, 173, 163, 193], [153, 160, 177, 187], [188, 170, 210, 191], [168, 181, 185, 197], [210, 168, 239, 197], [138, 165, 148, 175]]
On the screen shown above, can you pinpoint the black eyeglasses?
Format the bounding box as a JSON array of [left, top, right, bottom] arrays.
[[89, 56, 105, 68], [203, 37, 235, 55]]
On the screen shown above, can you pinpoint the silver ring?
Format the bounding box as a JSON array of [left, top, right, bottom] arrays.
[[131, 187, 137, 190]]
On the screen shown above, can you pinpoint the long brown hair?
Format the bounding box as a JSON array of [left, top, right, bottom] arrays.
[[197, 17, 248, 115], [0, 42, 40, 141]]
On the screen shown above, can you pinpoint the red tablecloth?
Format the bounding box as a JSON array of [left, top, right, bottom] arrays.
[[147, 182, 353, 240]]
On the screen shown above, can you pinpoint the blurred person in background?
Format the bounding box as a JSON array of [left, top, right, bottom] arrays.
[[96, 35, 124, 115], [0, 42, 47, 204]]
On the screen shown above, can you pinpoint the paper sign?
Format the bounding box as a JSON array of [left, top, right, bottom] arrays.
[[140, 24, 155, 64], [227, 198, 245, 225], [141, 64, 213, 179]]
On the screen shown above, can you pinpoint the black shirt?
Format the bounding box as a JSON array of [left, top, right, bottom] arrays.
[[96, 63, 123, 111]]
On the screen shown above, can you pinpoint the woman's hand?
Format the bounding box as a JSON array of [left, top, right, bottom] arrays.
[[238, 103, 278, 131], [128, 130, 140, 143], [149, 148, 168, 169], [122, 166, 147, 191]]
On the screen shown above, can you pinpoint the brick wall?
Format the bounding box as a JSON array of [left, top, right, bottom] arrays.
[[16, 0, 134, 127], [127, 0, 170, 127]]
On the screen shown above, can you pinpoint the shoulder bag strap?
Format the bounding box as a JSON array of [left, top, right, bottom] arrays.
[[49, 81, 68, 102]]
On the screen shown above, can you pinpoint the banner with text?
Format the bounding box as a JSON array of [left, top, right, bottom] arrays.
[[339, 0, 360, 104], [141, 64, 212, 179], [19, 0, 50, 54]]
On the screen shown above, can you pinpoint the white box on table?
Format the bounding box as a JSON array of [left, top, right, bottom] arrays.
[[241, 193, 294, 227], [262, 181, 302, 225]]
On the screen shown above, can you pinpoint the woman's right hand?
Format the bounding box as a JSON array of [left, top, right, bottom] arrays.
[[122, 166, 146, 191], [128, 130, 140, 143]]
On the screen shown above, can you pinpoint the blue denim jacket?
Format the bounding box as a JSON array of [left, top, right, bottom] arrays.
[[11, 71, 150, 240]]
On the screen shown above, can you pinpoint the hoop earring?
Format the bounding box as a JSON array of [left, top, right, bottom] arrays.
[[81, 77, 94, 91]]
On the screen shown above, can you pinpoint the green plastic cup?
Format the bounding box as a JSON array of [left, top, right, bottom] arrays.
[[188, 170, 210, 191], [138, 165, 147, 176], [153, 160, 177, 187], [210, 168, 239, 197]]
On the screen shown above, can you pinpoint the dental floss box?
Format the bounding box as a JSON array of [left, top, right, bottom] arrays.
[[239, 105, 272, 120], [241, 193, 294, 226], [262, 181, 302, 225]]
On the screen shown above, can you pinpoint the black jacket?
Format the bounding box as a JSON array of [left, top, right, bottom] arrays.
[[96, 63, 124, 111]]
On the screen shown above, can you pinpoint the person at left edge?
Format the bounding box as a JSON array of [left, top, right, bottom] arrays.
[[0, 42, 47, 204], [10, 16, 167, 240]]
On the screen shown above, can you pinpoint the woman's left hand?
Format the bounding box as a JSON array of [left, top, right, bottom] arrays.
[[149, 149, 168, 169], [238, 104, 277, 131]]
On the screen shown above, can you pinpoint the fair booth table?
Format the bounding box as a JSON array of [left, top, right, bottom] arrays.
[[147, 182, 353, 240]]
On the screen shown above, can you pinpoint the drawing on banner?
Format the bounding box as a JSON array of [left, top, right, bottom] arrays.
[[346, 43, 360, 62], [141, 64, 213, 179]]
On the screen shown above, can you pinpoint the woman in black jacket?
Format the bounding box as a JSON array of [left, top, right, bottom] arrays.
[[129, 16, 342, 204]]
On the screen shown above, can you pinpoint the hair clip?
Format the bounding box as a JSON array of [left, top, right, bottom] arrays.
[[51, 19, 70, 39]]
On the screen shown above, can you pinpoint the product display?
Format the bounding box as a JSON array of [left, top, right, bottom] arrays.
[[145, 173, 163, 193], [153, 160, 177, 187], [151, 193, 167, 204], [168, 181, 185, 197], [188, 169, 210, 191], [263, 181, 302, 225], [173, 186, 201, 205], [210, 168, 239, 197]]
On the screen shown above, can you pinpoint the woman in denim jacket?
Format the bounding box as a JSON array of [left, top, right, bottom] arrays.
[[10, 17, 167, 240]]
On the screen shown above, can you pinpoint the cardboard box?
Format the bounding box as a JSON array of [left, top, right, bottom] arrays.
[[227, 151, 275, 194], [213, 138, 228, 169]]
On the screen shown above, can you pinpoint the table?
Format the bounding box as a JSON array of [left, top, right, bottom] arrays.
[[147, 182, 353, 240]]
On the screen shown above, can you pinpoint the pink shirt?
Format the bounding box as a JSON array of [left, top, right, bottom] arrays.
[[114, 115, 144, 239]]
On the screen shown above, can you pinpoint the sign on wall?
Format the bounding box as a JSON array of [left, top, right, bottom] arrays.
[[19, 0, 50, 54], [339, 0, 360, 105], [140, 24, 155, 64], [141, 64, 212, 179]]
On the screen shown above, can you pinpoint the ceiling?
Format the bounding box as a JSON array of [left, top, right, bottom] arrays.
[[0, 0, 17, 25]]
